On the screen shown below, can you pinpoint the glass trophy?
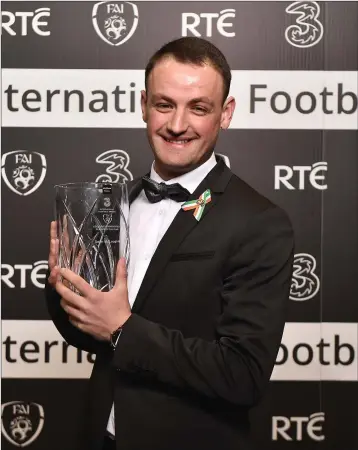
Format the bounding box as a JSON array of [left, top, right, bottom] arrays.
[[54, 182, 129, 291]]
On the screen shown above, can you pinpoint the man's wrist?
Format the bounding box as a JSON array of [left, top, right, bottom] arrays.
[[109, 313, 132, 350], [110, 326, 123, 350]]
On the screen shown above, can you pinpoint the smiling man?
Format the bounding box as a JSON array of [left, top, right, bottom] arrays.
[[46, 37, 294, 450], [141, 48, 234, 179]]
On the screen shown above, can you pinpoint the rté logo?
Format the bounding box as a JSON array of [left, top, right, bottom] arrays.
[[1, 8, 51, 36], [274, 162, 327, 190], [181, 9, 236, 38]]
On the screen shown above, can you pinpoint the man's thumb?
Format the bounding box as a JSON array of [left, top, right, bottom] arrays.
[[114, 257, 127, 289]]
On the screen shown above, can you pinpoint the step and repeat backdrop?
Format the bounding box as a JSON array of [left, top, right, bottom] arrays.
[[1, 1, 358, 449]]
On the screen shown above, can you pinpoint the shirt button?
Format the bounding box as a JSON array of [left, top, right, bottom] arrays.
[[159, 209, 164, 216]]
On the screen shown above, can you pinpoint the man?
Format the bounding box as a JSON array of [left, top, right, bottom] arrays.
[[46, 37, 294, 450]]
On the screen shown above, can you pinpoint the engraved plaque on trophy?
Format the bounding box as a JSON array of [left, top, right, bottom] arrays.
[[55, 182, 129, 291]]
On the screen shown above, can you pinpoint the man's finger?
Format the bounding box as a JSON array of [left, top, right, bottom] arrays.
[[48, 238, 59, 269], [48, 266, 60, 286], [60, 297, 81, 315], [50, 221, 57, 240], [55, 278, 87, 309], [59, 268, 92, 297], [69, 317, 84, 331]]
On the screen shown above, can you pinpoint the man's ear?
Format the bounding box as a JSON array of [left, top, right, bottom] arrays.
[[220, 96, 236, 130], [141, 90, 148, 123]]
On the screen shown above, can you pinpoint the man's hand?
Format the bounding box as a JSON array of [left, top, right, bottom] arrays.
[[55, 258, 131, 342], [48, 221, 60, 287]]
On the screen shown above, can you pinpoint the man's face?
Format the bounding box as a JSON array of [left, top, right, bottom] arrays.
[[141, 57, 235, 179]]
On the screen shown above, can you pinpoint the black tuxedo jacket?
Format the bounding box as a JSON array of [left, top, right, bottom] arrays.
[[45, 158, 294, 450]]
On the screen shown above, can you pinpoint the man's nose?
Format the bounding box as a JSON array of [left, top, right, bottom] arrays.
[[167, 109, 188, 135]]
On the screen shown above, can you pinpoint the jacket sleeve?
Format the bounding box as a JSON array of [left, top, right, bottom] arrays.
[[111, 206, 294, 407], [45, 277, 109, 355]]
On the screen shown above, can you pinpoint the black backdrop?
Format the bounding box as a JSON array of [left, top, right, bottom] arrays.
[[1, 1, 358, 449]]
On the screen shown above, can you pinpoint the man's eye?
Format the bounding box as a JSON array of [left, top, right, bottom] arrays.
[[193, 106, 207, 114], [156, 103, 171, 109]]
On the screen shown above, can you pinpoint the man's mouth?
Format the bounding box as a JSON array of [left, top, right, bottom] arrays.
[[162, 137, 194, 145]]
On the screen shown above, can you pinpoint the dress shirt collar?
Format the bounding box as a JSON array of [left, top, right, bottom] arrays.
[[149, 152, 217, 195]]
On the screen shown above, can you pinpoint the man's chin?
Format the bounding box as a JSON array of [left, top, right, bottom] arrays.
[[154, 158, 196, 179]]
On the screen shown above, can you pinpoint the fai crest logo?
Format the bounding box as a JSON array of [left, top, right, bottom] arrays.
[[290, 253, 320, 301], [285, 2, 323, 48], [96, 149, 133, 184], [1, 151, 47, 196], [103, 213, 113, 224], [92, 1, 139, 46], [1, 401, 45, 447]]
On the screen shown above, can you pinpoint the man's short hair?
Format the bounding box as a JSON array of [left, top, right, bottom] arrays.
[[145, 37, 232, 104]]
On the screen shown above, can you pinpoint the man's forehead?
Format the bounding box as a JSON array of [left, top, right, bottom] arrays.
[[150, 56, 218, 78], [148, 58, 224, 94]]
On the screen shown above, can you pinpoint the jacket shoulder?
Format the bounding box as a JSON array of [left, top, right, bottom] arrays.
[[221, 172, 293, 233], [227, 173, 277, 214]]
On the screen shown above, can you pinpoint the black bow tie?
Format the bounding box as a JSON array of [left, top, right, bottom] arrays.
[[142, 176, 190, 203]]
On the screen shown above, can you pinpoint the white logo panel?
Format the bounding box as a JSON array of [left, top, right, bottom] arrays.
[[2, 70, 358, 129], [2, 321, 357, 380], [229, 70, 358, 130], [272, 322, 358, 381], [2, 321, 94, 379], [2, 69, 145, 128]]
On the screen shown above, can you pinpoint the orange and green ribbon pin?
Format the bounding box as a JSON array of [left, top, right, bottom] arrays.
[[181, 189, 212, 221]]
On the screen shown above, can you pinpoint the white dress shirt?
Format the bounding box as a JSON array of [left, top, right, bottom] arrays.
[[106, 152, 217, 437]]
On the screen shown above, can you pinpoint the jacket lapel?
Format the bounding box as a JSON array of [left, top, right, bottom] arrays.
[[131, 158, 232, 313]]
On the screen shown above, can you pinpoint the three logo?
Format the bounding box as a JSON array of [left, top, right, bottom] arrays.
[[285, 2, 323, 48], [95, 149, 133, 183], [290, 253, 320, 301]]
